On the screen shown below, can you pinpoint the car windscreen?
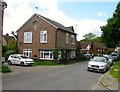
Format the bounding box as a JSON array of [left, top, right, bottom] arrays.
[[92, 57, 106, 62], [20, 56, 28, 59]]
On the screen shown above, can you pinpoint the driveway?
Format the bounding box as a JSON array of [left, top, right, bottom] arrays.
[[2, 61, 104, 90]]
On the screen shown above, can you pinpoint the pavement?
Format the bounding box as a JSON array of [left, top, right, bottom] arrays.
[[92, 69, 119, 91]]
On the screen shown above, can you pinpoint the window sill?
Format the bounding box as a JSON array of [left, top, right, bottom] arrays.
[[40, 42, 47, 44]]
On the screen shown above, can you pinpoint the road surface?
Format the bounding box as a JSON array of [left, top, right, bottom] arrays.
[[2, 61, 104, 90]]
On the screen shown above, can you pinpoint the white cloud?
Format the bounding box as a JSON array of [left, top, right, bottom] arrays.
[[76, 19, 106, 40], [97, 12, 107, 17], [3, 0, 106, 41]]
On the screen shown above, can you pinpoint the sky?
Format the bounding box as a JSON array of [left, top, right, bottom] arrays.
[[3, 0, 119, 41]]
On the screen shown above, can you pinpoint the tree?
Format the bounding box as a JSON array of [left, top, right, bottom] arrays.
[[2, 40, 17, 61], [101, 2, 120, 48], [92, 36, 102, 42], [83, 32, 96, 42]]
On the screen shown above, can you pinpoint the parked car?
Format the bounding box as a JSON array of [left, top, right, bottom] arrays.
[[87, 56, 110, 73], [111, 53, 118, 61], [111, 52, 119, 57], [103, 55, 113, 66], [7, 54, 34, 66], [84, 53, 93, 58]]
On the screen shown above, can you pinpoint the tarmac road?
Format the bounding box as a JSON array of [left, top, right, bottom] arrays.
[[2, 61, 104, 90]]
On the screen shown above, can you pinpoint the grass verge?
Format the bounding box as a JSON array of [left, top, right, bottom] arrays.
[[109, 60, 120, 82], [2, 65, 11, 73]]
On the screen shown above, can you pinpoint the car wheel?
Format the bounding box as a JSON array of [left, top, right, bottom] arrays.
[[20, 62, 24, 66], [8, 60, 12, 65]]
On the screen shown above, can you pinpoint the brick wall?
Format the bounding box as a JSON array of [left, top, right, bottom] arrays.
[[18, 15, 56, 59], [56, 29, 76, 50]]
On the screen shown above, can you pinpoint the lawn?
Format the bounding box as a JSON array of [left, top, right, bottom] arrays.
[[109, 60, 120, 82]]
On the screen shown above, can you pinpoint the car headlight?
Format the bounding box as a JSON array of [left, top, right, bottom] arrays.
[[88, 64, 91, 67], [99, 65, 105, 68]]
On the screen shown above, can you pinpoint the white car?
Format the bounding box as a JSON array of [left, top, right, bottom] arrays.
[[103, 55, 113, 66], [8, 54, 34, 66], [87, 56, 110, 73], [111, 53, 118, 61]]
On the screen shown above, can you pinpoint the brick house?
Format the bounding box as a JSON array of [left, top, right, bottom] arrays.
[[17, 13, 77, 60], [78, 42, 107, 56], [0, 0, 7, 64]]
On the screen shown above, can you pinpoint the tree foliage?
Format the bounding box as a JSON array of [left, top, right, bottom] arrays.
[[2, 40, 17, 61], [92, 36, 102, 42], [83, 32, 96, 41], [101, 2, 120, 48]]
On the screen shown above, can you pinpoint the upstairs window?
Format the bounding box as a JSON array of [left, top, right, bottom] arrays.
[[24, 32, 32, 43], [40, 31, 47, 43], [66, 33, 69, 44], [71, 34, 75, 44]]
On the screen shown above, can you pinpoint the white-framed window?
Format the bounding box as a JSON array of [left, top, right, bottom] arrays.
[[71, 50, 76, 58], [23, 49, 32, 58], [40, 50, 53, 60], [71, 34, 75, 44], [40, 31, 47, 43], [24, 32, 32, 43], [97, 49, 100, 51], [66, 33, 69, 44]]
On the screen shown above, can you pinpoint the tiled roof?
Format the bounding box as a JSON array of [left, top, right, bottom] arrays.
[[79, 42, 107, 49], [93, 42, 106, 49], [3, 35, 15, 43], [37, 14, 77, 35], [16, 13, 77, 35], [80, 42, 90, 49]]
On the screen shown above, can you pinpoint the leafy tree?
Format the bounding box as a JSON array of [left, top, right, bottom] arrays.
[[2, 40, 17, 61], [83, 32, 96, 42], [101, 2, 120, 48], [92, 36, 102, 42]]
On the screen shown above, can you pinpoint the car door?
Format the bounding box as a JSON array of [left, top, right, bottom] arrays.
[[10, 55, 16, 64], [15, 56, 21, 65]]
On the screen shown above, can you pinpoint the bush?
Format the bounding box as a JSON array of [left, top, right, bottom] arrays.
[[75, 55, 88, 62], [5, 50, 15, 61], [34, 60, 59, 66], [2, 65, 11, 73], [59, 58, 76, 65]]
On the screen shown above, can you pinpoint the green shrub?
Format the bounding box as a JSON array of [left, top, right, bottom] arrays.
[[34, 60, 59, 66], [5, 50, 15, 61], [2, 65, 11, 73]]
